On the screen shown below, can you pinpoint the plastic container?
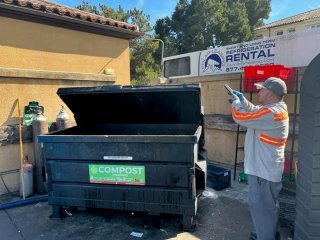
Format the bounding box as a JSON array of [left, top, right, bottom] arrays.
[[243, 65, 296, 92], [238, 172, 248, 183], [283, 158, 291, 174], [207, 165, 231, 191]]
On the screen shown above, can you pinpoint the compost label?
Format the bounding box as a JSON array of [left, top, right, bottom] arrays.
[[89, 164, 145, 185]]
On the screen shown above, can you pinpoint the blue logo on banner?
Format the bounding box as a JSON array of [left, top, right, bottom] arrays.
[[202, 50, 225, 74], [205, 53, 222, 70]]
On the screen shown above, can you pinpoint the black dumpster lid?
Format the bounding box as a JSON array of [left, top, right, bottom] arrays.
[[57, 84, 202, 125]]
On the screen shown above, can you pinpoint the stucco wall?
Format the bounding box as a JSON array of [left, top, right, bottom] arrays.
[[0, 72, 115, 195], [205, 128, 245, 165], [0, 14, 135, 125], [0, 15, 135, 195], [0, 16, 130, 85], [0, 70, 116, 125]]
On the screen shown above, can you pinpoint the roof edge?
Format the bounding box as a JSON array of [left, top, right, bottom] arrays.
[[0, 2, 143, 40], [255, 18, 305, 30], [255, 8, 320, 31]]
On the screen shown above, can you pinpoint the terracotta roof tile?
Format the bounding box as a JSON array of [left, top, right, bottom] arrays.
[[17, 0, 28, 7], [256, 8, 320, 30], [0, 0, 139, 32], [31, 2, 42, 10]]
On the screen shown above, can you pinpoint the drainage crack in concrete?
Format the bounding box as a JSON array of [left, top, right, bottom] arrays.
[[5, 210, 27, 240]]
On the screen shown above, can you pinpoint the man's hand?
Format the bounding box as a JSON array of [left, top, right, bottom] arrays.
[[233, 90, 244, 102], [228, 93, 238, 103]]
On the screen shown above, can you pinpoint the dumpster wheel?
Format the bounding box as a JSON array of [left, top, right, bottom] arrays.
[[181, 215, 196, 232]]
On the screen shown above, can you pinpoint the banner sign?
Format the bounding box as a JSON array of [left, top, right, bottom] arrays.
[[199, 29, 320, 76], [200, 38, 276, 75], [89, 164, 145, 185], [163, 29, 320, 78]]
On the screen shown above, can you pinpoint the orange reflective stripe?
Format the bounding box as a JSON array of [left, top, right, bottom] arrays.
[[274, 112, 288, 122], [232, 107, 271, 121], [260, 138, 284, 147], [259, 133, 287, 147], [260, 133, 287, 144], [274, 112, 288, 121]]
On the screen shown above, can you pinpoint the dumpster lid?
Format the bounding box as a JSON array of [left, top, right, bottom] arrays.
[[57, 84, 203, 125]]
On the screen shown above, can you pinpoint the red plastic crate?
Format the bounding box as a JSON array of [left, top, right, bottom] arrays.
[[279, 67, 295, 92], [283, 158, 291, 174], [243, 65, 296, 93]]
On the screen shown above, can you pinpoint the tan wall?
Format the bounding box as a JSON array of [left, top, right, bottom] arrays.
[[0, 16, 130, 85], [0, 16, 135, 195], [0, 14, 135, 125], [0, 73, 116, 195], [205, 129, 245, 165], [0, 71, 118, 195], [255, 18, 320, 37], [0, 70, 116, 125]]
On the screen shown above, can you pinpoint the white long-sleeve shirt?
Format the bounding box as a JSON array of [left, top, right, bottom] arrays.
[[231, 97, 289, 182]]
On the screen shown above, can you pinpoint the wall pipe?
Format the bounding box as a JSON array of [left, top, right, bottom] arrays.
[[0, 195, 48, 210]]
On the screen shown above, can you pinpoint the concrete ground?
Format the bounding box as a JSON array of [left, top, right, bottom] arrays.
[[0, 166, 294, 240]]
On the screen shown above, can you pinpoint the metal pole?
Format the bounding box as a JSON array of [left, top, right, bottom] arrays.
[[233, 124, 240, 181], [18, 99, 25, 200], [149, 38, 164, 76], [233, 75, 243, 181], [212, 34, 216, 48], [289, 69, 299, 181]]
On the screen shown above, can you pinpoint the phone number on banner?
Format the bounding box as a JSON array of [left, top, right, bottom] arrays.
[[226, 66, 244, 72]]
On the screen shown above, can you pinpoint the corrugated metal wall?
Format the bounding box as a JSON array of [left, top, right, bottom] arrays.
[[295, 53, 320, 239]]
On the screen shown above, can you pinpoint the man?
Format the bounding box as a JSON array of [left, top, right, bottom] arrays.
[[229, 77, 289, 240]]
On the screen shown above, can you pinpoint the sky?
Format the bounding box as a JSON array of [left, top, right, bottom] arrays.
[[54, 0, 320, 25]]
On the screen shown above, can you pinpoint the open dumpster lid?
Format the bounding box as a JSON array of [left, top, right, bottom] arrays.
[[57, 84, 202, 125]]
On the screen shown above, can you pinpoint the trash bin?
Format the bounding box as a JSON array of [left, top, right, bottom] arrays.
[[38, 84, 206, 229]]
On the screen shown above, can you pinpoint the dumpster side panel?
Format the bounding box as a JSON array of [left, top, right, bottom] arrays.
[[49, 183, 196, 215], [43, 142, 195, 162], [42, 139, 199, 217]]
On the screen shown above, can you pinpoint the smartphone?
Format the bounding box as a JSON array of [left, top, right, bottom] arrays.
[[224, 84, 233, 95]]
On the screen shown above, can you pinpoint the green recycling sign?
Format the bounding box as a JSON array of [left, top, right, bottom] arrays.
[[89, 164, 145, 185]]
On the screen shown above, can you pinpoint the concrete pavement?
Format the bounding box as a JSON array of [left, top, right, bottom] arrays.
[[0, 167, 293, 240]]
